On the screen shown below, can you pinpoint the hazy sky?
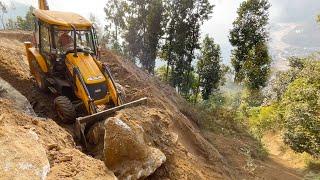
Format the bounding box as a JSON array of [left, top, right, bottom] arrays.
[[4, 0, 320, 63]]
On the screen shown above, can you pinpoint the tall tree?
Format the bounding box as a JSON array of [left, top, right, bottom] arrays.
[[197, 35, 224, 100], [0, 1, 7, 30], [162, 0, 213, 96], [104, 0, 128, 52], [89, 13, 103, 41], [142, 0, 165, 73], [104, 0, 214, 100], [124, 0, 165, 74], [229, 0, 271, 90]]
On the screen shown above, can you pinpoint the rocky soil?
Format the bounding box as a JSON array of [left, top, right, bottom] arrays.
[[0, 31, 308, 179]]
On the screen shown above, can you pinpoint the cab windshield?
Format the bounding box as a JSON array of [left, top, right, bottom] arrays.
[[54, 30, 95, 55]]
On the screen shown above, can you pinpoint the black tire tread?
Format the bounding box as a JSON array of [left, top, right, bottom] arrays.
[[54, 96, 76, 124]]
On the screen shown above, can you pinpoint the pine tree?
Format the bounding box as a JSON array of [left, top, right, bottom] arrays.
[[197, 35, 224, 100], [243, 42, 270, 89], [229, 0, 271, 90], [104, 0, 214, 100]]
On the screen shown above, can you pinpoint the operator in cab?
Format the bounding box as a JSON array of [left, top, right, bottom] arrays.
[[57, 31, 74, 52]]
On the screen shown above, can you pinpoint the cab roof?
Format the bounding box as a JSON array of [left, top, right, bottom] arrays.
[[34, 9, 92, 29]]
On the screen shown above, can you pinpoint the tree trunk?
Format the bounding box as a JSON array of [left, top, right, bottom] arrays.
[[194, 75, 201, 104], [1, 14, 5, 30]]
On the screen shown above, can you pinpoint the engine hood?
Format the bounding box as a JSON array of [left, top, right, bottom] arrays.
[[66, 53, 106, 84]]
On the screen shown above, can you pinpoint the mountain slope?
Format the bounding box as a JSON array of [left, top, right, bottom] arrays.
[[0, 30, 306, 179]]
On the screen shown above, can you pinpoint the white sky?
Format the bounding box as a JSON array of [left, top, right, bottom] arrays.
[[3, 0, 107, 21]]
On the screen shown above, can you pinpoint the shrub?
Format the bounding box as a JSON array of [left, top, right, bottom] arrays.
[[281, 62, 320, 157], [248, 104, 282, 138]]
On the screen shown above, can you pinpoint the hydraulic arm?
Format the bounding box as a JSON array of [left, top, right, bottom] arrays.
[[39, 0, 49, 10]]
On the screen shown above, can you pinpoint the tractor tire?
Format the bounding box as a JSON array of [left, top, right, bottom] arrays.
[[54, 96, 76, 124], [31, 60, 49, 93]]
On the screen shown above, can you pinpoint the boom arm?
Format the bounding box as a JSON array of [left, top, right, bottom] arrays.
[[39, 0, 49, 10]]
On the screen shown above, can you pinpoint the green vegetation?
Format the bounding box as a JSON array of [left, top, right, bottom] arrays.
[[229, 0, 271, 91], [197, 35, 227, 100], [0, 1, 35, 30], [105, 0, 214, 97], [245, 57, 320, 158], [160, 0, 213, 95], [282, 61, 320, 157], [105, 0, 167, 73], [5, 6, 34, 31], [104, 0, 127, 52]]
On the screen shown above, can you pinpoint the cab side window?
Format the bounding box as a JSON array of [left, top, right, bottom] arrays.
[[40, 24, 50, 54], [34, 20, 40, 48]]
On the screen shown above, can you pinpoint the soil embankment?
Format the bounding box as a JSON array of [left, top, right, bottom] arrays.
[[0, 31, 309, 179]]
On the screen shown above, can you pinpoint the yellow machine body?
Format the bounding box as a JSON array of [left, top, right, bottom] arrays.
[[65, 53, 121, 114], [25, 41, 122, 114], [25, 0, 147, 147], [34, 9, 92, 30], [24, 0, 122, 115], [25, 42, 48, 73]]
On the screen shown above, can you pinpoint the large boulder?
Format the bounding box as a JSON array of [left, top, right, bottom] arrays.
[[103, 117, 166, 179], [0, 78, 35, 115]]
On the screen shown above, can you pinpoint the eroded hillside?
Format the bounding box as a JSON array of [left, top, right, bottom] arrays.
[[0, 31, 305, 179]]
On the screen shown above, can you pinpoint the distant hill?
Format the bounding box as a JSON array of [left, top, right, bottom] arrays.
[[269, 21, 320, 71], [268, 0, 320, 71]]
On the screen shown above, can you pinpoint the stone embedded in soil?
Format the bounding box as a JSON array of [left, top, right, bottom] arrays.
[[0, 126, 50, 180], [103, 117, 166, 180], [0, 78, 35, 116]]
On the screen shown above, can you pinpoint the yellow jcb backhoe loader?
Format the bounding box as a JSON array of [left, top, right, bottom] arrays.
[[25, 0, 146, 148]]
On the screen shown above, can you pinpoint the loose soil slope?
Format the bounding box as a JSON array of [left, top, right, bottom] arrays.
[[0, 30, 305, 179], [0, 31, 116, 179]]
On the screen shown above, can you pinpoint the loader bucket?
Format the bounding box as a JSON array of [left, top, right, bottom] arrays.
[[75, 97, 147, 148]]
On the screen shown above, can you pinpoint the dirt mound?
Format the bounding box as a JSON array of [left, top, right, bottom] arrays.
[[0, 30, 32, 42], [99, 50, 309, 179]]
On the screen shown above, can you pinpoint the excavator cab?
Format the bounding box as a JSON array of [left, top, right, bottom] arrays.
[[25, 2, 146, 148]]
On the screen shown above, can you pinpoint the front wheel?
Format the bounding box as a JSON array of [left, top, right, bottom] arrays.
[[54, 96, 76, 124]]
